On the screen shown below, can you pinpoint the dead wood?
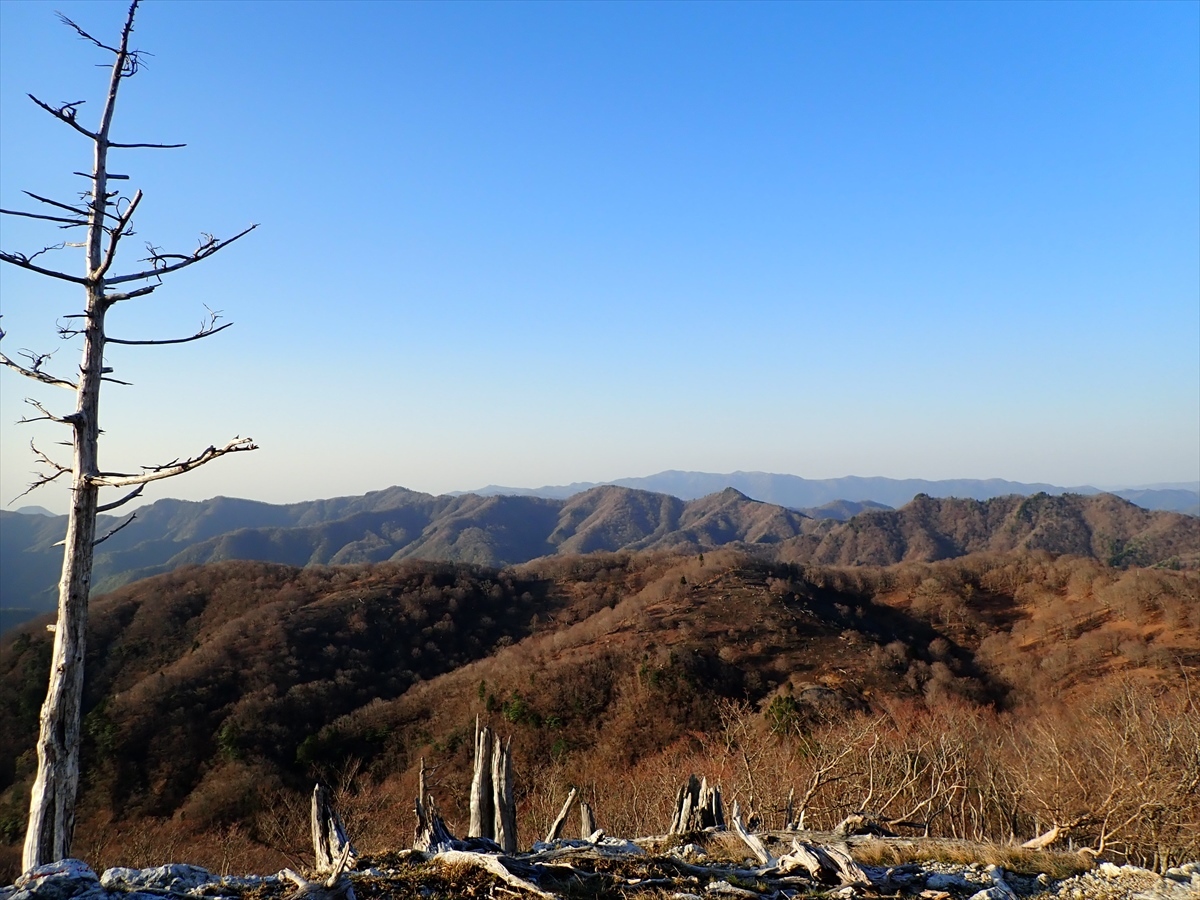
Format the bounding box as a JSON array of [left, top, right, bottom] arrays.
[[669, 774, 725, 834], [492, 735, 517, 853], [433, 849, 556, 899], [729, 799, 777, 867], [414, 762, 457, 853], [776, 838, 871, 887], [545, 787, 578, 843], [311, 784, 357, 874], [282, 843, 356, 900], [469, 717, 494, 839], [580, 799, 596, 840]]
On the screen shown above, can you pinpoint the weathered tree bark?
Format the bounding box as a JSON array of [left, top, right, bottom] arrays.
[[580, 799, 596, 840], [432, 850, 555, 899], [414, 757, 456, 852], [545, 787, 578, 843], [5, 1, 256, 871], [1022, 825, 1064, 850], [282, 844, 356, 900], [492, 736, 517, 853], [729, 800, 776, 867], [469, 718, 494, 839], [311, 784, 357, 874], [668, 774, 724, 833], [776, 839, 871, 886]]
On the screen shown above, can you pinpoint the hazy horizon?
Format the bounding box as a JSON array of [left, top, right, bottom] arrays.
[[3, 1, 1197, 515]]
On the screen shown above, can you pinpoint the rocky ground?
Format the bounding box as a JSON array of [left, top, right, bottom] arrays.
[[4, 843, 1199, 900]]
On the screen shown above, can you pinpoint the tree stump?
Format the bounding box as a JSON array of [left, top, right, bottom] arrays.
[[311, 784, 356, 874]]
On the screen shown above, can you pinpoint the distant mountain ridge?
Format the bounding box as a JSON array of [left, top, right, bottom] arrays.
[[463, 470, 1200, 514], [2, 483, 1196, 633]]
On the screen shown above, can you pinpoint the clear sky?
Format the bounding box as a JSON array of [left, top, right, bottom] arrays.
[[1, 0, 1197, 512]]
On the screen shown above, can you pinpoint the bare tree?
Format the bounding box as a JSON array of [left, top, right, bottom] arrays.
[[0, 0, 257, 871]]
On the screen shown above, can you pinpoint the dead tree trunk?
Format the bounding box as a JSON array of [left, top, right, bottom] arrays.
[[311, 784, 357, 874], [414, 758, 456, 853], [492, 736, 517, 853], [2, 1, 256, 871], [469, 718, 494, 840], [580, 800, 596, 840], [545, 788, 578, 843], [668, 774, 724, 833]]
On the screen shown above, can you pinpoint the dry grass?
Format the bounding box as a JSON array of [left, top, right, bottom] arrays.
[[849, 837, 1094, 880]]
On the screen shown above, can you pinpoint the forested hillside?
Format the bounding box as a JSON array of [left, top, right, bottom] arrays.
[[1, 548, 1196, 879], [3, 488, 1195, 632]]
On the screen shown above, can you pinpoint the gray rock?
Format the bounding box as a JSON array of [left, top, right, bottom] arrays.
[[7, 860, 104, 900], [100, 865, 214, 895]]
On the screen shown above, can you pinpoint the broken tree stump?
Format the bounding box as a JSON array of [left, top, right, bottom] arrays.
[[469, 717, 495, 840], [668, 774, 725, 833], [492, 735, 518, 853], [414, 757, 457, 852], [311, 784, 357, 874], [580, 799, 596, 839]]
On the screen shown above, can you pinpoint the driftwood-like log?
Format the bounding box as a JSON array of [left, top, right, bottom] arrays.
[[545, 787, 578, 842], [580, 799, 596, 839], [282, 843, 356, 900], [729, 799, 776, 866], [311, 784, 357, 874], [492, 735, 518, 853], [833, 812, 899, 837], [433, 850, 556, 899], [1022, 824, 1065, 850], [776, 838, 871, 886], [469, 718, 495, 839]]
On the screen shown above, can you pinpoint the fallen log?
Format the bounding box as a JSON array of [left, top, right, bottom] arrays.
[[433, 849, 556, 899], [776, 838, 871, 887], [729, 800, 777, 867]]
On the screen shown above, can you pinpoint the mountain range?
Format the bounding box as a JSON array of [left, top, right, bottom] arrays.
[[2, 479, 1196, 633], [463, 470, 1200, 513]]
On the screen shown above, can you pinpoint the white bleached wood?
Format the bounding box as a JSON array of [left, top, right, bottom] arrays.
[[12, 0, 256, 870]]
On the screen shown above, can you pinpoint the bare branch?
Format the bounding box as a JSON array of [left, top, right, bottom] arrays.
[[105, 224, 258, 285], [0, 250, 88, 284], [19, 399, 78, 426], [0, 326, 79, 390], [93, 513, 136, 547], [96, 484, 144, 513], [27, 94, 97, 139], [10, 441, 72, 502], [107, 307, 232, 346], [96, 189, 142, 278], [56, 13, 120, 55], [104, 284, 158, 304], [108, 141, 186, 150], [0, 208, 87, 228], [23, 191, 114, 223], [91, 437, 257, 487]]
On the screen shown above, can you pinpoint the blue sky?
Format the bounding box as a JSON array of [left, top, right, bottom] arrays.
[[1, 0, 1197, 511]]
